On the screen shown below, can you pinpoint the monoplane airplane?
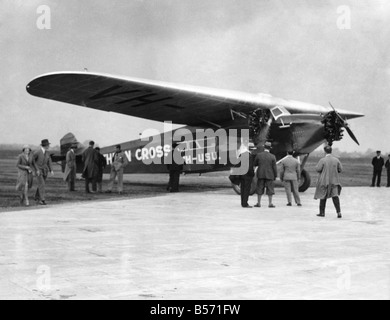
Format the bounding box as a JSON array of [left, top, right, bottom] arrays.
[[26, 71, 364, 194]]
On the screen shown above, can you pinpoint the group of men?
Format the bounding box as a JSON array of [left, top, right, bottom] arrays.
[[31, 138, 389, 215], [64, 141, 128, 194], [238, 142, 343, 218], [371, 151, 390, 188]]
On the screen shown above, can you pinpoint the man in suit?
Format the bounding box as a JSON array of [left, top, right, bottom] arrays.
[[82, 141, 99, 194], [280, 151, 302, 207], [34, 139, 54, 205], [236, 140, 255, 208], [314, 146, 343, 219], [371, 151, 385, 187], [385, 154, 390, 188], [106, 145, 129, 194], [166, 143, 184, 193], [63, 143, 77, 191], [253, 141, 278, 208]]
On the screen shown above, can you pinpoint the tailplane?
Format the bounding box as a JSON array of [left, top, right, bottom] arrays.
[[60, 133, 85, 155]]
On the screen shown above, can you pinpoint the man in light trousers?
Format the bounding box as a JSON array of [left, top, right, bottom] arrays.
[[280, 151, 302, 207], [106, 145, 128, 194]]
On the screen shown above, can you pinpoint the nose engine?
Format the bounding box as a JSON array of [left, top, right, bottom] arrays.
[[322, 111, 344, 146], [322, 103, 360, 146]]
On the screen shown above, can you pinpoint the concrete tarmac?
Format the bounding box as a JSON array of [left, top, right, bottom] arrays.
[[0, 187, 389, 300]]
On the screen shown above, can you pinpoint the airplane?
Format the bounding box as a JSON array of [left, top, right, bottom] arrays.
[[26, 71, 364, 195]]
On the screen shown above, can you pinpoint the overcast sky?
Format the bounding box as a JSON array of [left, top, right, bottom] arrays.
[[1, 0, 389, 153]]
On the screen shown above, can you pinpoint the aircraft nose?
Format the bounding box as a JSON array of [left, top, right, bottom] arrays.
[[336, 109, 364, 120]]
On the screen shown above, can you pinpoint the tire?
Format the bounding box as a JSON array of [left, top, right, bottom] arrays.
[[232, 176, 257, 196], [299, 169, 311, 193]]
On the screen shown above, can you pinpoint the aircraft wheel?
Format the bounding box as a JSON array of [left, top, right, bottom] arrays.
[[232, 177, 257, 196], [299, 169, 311, 193], [232, 183, 241, 195]]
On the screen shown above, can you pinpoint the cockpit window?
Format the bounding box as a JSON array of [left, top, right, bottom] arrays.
[[271, 106, 290, 120]]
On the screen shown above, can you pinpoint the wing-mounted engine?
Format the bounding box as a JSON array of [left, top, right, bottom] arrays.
[[249, 109, 272, 147]]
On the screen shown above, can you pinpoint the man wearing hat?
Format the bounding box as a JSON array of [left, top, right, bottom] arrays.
[[253, 141, 278, 208], [314, 146, 343, 219], [106, 144, 128, 194], [64, 143, 78, 191], [280, 150, 302, 207], [34, 139, 54, 205], [82, 141, 99, 193], [371, 151, 385, 187]]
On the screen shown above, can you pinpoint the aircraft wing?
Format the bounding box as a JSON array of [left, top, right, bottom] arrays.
[[26, 71, 363, 126]]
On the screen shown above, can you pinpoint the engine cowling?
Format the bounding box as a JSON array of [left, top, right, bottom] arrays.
[[248, 109, 272, 147], [322, 111, 344, 146]]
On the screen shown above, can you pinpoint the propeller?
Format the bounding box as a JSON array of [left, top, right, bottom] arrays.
[[329, 102, 360, 145]]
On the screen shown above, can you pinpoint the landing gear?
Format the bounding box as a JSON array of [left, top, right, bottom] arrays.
[[232, 177, 258, 196], [298, 154, 311, 193], [299, 169, 311, 193]]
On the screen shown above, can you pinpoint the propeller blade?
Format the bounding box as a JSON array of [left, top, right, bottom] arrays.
[[345, 124, 360, 145], [329, 102, 360, 145], [329, 102, 345, 122]]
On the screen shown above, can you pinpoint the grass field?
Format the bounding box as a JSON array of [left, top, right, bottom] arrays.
[[0, 150, 377, 211]]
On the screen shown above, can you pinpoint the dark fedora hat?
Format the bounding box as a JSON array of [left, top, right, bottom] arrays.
[[41, 139, 51, 147], [264, 141, 272, 149]]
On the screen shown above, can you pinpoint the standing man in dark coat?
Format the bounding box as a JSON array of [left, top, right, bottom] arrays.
[[95, 147, 107, 193], [34, 139, 54, 205], [82, 141, 99, 194], [385, 154, 390, 188], [371, 151, 385, 187], [166, 143, 184, 193], [237, 142, 255, 208], [254, 142, 278, 208]]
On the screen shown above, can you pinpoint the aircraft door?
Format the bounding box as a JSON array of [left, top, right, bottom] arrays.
[[182, 137, 219, 172]]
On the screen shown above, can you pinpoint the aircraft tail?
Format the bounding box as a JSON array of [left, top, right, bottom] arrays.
[[60, 133, 84, 155]]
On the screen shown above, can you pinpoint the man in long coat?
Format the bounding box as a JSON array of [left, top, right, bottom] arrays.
[[82, 141, 99, 193], [314, 146, 343, 219], [64, 144, 77, 191]]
